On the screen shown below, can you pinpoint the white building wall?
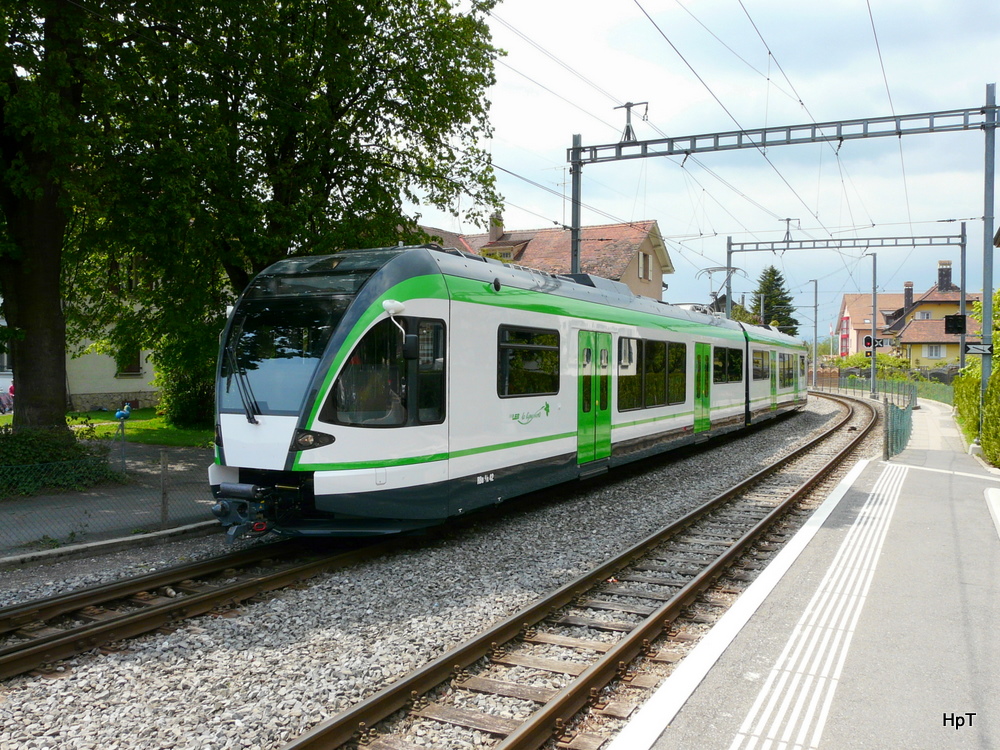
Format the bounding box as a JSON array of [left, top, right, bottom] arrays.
[[66, 349, 159, 412]]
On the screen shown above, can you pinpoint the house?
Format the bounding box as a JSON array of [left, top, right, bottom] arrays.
[[1, 313, 156, 413], [835, 292, 905, 357], [444, 218, 674, 299], [835, 259, 981, 365], [66, 344, 157, 412], [884, 260, 982, 368], [895, 317, 982, 369]]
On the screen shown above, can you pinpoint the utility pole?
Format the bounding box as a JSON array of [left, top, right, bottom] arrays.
[[980, 83, 997, 446], [810, 279, 818, 388], [570, 134, 582, 275], [870, 253, 878, 400]]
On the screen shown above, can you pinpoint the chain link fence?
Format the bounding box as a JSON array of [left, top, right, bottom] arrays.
[[0, 443, 217, 557], [811, 373, 917, 459]]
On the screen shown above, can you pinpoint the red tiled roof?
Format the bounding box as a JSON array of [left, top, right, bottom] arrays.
[[463, 220, 667, 280], [839, 293, 906, 331], [897, 317, 982, 344], [421, 226, 475, 253]]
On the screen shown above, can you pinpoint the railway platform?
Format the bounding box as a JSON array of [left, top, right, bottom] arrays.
[[610, 397, 1000, 750]]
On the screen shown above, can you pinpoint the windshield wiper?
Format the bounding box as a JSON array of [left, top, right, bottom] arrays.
[[225, 345, 260, 424]]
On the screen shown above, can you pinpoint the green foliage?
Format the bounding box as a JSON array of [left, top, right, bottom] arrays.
[[960, 364, 1000, 464], [750, 266, 799, 335], [0, 426, 120, 497], [728, 302, 759, 326], [983, 369, 1000, 464], [953, 370, 986, 447], [7, 0, 502, 430], [152, 329, 219, 429], [835, 352, 914, 379]]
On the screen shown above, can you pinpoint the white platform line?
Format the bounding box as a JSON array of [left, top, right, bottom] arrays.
[[730, 463, 906, 750], [604, 459, 871, 750]]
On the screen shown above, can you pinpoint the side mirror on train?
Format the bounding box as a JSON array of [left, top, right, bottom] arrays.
[[404, 334, 419, 360]]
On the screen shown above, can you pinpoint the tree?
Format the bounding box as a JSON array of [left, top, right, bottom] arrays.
[[3, 1, 501, 429], [0, 3, 99, 430], [750, 266, 799, 336]]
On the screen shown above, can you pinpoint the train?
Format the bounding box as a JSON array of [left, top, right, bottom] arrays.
[[209, 244, 808, 542]]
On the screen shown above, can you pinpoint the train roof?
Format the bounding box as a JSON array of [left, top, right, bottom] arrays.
[[252, 244, 804, 349]]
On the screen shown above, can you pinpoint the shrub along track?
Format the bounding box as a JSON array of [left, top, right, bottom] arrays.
[[279, 392, 877, 750]]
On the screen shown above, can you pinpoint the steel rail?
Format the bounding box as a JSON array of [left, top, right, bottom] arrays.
[[0, 540, 304, 635], [281, 393, 876, 750], [0, 538, 404, 680]]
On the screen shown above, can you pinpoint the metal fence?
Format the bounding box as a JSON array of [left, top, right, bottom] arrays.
[[811, 375, 917, 459], [884, 401, 913, 459], [0, 443, 217, 558]]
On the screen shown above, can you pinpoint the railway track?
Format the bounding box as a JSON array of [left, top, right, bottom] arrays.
[[280, 392, 877, 750], [0, 537, 399, 680]]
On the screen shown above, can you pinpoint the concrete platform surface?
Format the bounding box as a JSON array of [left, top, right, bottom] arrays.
[[611, 398, 1000, 750]]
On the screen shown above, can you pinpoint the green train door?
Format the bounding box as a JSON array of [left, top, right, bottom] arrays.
[[577, 331, 612, 464], [770, 351, 778, 410], [694, 342, 712, 432]]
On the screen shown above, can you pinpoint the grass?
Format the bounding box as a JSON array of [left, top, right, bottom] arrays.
[[0, 408, 214, 448]]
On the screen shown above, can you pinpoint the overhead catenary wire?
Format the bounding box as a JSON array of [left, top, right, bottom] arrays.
[[631, 0, 834, 238]]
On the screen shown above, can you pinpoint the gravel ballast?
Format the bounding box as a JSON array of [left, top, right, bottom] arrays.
[[1, 399, 845, 750]]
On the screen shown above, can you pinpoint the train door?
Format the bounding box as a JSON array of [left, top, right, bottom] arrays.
[[694, 342, 712, 432], [770, 351, 778, 410], [577, 331, 612, 464]]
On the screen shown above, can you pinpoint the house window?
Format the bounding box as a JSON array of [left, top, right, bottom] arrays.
[[116, 349, 142, 377], [916, 311, 932, 320], [924, 345, 943, 359], [637, 252, 651, 281], [0, 349, 11, 373]]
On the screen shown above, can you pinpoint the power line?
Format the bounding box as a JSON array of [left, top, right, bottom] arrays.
[[631, 0, 833, 237]]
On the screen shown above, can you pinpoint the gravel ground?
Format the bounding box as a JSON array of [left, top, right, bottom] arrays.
[[0, 398, 846, 750]]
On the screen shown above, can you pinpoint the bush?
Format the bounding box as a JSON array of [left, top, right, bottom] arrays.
[[0, 426, 121, 497], [983, 369, 1000, 465], [953, 371, 981, 443]]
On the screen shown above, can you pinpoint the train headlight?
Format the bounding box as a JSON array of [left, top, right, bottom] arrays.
[[291, 429, 335, 451]]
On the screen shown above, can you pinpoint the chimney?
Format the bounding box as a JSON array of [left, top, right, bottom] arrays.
[[937, 260, 953, 291], [904, 281, 914, 310], [488, 212, 503, 243]]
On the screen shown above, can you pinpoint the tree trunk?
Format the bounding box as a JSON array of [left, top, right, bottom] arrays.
[[0, 165, 70, 431]]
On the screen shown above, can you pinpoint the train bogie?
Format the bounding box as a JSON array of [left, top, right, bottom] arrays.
[[210, 245, 807, 541]]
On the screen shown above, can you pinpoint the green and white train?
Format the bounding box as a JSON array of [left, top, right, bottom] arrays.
[[210, 244, 808, 541]]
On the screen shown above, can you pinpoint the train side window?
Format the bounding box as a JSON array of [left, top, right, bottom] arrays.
[[667, 342, 686, 404], [752, 350, 770, 380], [325, 317, 407, 427], [498, 326, 560, 397], [714, 347, 744, 384], [713, 347, 726, 384], [617, 337, 643, 411], [416, 320, 446, 424], [644, 340, 667, 407], [727, 348, 743, 382]]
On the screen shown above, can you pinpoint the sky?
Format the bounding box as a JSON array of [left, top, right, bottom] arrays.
[[416, 0, 1000, 342]]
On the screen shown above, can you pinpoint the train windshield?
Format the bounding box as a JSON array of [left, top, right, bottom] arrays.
[[220, 296, 351, 416], [218, 248, 410, 417]]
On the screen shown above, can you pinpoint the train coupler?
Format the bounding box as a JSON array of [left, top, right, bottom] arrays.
[[212, 483, 273, 543]]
